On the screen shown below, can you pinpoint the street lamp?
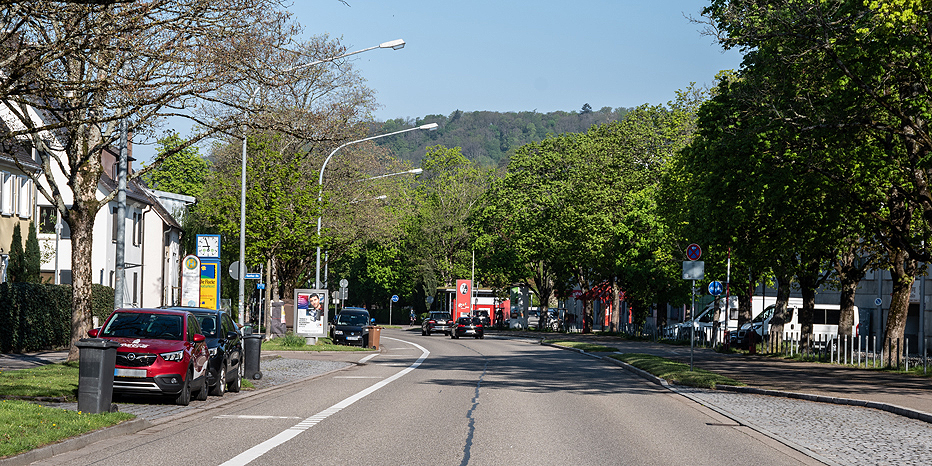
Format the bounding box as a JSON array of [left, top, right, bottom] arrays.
[[314, 123, 438, 288], [359, 167, 424, 181], [237, 39, 405, 327]]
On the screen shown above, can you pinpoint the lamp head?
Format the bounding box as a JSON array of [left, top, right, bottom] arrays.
[[418, 123, 439, 131], [380, 39, 405, 50]]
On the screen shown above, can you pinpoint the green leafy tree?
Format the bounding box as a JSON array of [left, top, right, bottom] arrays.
[[405, 146, 495, 299], [25, 221, 41, 283], [141, 132, 209, 198], [7, 223, 24, 283], [702, 0, 930, 356]]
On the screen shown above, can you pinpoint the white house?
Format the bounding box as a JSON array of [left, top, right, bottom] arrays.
[[0, 141, 40, 281]]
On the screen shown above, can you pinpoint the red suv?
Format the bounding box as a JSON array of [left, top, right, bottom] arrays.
[[90, 308, 210, 405]]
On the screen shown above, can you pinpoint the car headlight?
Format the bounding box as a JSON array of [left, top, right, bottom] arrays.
[[160, 350, 184, 362], [334, 330, 343, 335], [209, 347, 218, 357]]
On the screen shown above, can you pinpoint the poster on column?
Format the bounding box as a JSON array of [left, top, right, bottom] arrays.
[[294, 288, 328, 337], [455, 279, 472, 319], [199, 260, 219, 310], [181, 255, 200, 307]]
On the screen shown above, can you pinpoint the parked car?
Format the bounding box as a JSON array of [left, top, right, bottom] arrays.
[[162, 307, 243, 396], [90, 308, 209, 406], [330, 308, 371, 346], [421, 311, 453, 336], [451, 317, 485, 339], [529, 309, 560, 330], [735, 300, 859, 348]]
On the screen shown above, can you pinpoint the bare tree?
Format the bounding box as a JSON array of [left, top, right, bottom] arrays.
[[0, 1, 312, 361]]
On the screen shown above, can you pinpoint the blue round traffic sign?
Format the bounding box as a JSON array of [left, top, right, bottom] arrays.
[[686, 243, 702, 261], [708, 281, 723, 296], [391, 295, 399, 303]]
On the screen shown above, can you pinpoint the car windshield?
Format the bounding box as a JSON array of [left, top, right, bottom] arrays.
[[337, 314, 368, 326], [753, 306, 775, 323], [431, 313, 451, 321], [195, 314, 218, 337], [101, 313, 184, 340]]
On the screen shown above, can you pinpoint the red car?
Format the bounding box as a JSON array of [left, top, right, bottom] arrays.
[[90, 308, 210, 405]]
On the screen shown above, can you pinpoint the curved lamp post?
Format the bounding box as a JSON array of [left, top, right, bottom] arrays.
[[237, 39, 405, 327], [314, 123, 438, 288]]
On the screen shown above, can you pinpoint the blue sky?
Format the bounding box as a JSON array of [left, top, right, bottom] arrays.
[[140, 1, 743, 162], [296, 0, 744, 120]]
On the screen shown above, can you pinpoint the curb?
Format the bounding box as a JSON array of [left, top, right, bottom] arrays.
[[0, 357, 358, 465], [0, 418, 152, 466]]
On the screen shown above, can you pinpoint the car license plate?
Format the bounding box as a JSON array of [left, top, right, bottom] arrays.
[[347, 336, 360, 340], [114, 368, 146, 378]]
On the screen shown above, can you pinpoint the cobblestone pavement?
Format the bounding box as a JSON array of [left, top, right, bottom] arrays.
[[41, 358, 350, 421], [678, 387, 932, 466]]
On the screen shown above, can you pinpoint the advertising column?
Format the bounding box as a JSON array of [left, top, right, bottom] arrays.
[[455, 279, 472, 319], [199, 259, 220, 310]]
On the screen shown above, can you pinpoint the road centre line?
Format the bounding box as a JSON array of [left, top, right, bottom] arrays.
[[219, 337, 429, 466]]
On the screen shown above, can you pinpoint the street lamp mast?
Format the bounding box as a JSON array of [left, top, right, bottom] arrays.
[[314, 123, 438, 289], [237, 39, 405, 327]]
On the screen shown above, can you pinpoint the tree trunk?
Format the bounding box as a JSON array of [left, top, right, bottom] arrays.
[[885, 247, 916, 367], [835, 246, 865, 340], [611, 276, 621, 332], [65, 201, 100, 362], [768, 269, 792, 350]]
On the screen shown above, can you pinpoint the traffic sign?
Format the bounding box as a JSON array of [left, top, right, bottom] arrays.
[[391, 295, 399, 303], [257, 283, 265, 290], [708, 280, 723, 296], [686, 243, 702, 261], [244, 273, 261, 280], [339, 278, 349, 288]]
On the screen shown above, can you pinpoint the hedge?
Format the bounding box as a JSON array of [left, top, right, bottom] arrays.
[[0, 283, 116, 353]]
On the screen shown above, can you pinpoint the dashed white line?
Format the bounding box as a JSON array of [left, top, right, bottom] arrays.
[[219, 337, 428, 466]]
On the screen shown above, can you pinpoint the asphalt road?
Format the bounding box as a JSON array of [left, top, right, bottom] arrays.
[[30, 330, 820, 466]]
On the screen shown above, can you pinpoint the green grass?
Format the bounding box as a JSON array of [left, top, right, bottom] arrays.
[[610, 353, 745, 389], [545, 340, 618, 352], [261, 335, 371, 352], [0, 362, 81, 400], [0, 399, 134, 458]]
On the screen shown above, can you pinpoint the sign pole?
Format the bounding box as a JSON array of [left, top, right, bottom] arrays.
[[691, 279, 695, 371]]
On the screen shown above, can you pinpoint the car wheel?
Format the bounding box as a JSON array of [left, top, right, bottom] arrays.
[[195, 375, 209, 401], [210, 364, 226, 396], [175, 369, 192, 406], [421, 329, 427, 336], [228, 362, 242, 393], [426, 330, 431, 336], [480, 335, 484, 339]]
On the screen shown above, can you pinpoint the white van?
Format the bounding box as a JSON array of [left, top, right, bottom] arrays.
[[737, 298, 859, 345]]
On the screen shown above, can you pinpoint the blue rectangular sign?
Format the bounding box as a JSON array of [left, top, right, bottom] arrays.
[[244, 273, 261, 279]]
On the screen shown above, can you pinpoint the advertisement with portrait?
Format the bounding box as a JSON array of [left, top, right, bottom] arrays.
[[294, 288, 328, 337]]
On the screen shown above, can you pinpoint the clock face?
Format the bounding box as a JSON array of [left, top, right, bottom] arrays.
[[197, 235, 220, 258]]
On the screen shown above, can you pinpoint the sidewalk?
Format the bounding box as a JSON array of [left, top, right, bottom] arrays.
[[503, 330, 932, 419]]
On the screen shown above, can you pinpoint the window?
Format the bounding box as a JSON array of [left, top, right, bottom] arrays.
[[17, 177, 31, 219], [132, 272, 138, 306], [38, 206, 57, 234], [132, 211, 142, 246], [1, 172, 12, 215]]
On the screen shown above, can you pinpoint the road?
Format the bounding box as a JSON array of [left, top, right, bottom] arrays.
[[32, 329, 820, 466]]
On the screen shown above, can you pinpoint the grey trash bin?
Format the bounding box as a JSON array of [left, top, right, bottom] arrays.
[[243, 334, 263, 380], [76, 338, 121, 413]]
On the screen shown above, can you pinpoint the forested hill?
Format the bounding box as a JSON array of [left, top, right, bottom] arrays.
[[368, 105, 632, 167]]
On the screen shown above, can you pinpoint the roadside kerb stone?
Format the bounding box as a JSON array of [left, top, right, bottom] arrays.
[[1, 357, 353, 466]]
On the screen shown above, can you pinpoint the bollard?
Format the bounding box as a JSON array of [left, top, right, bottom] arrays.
[[243, 334, 263, 380], [76, 338, 121, 414]]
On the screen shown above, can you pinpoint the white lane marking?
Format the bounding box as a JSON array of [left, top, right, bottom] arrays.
[[334, 376, 384, 379], [219, 337, 428, 466], [359, 353, 379, 363], [214, 415, 301, 420]]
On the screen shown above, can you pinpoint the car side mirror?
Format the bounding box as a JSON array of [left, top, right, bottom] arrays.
[[88, 328, 99, 338], [193, 333, 206, 343], [227, 331, 239, 340]]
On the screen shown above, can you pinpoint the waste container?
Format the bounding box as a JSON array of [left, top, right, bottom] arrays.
[[243, 334, 263, 380], [76, 338, 121, 414], [366, 326, 382, 350]]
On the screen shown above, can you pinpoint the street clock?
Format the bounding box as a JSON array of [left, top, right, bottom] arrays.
[[196, 234, 220, 258]]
